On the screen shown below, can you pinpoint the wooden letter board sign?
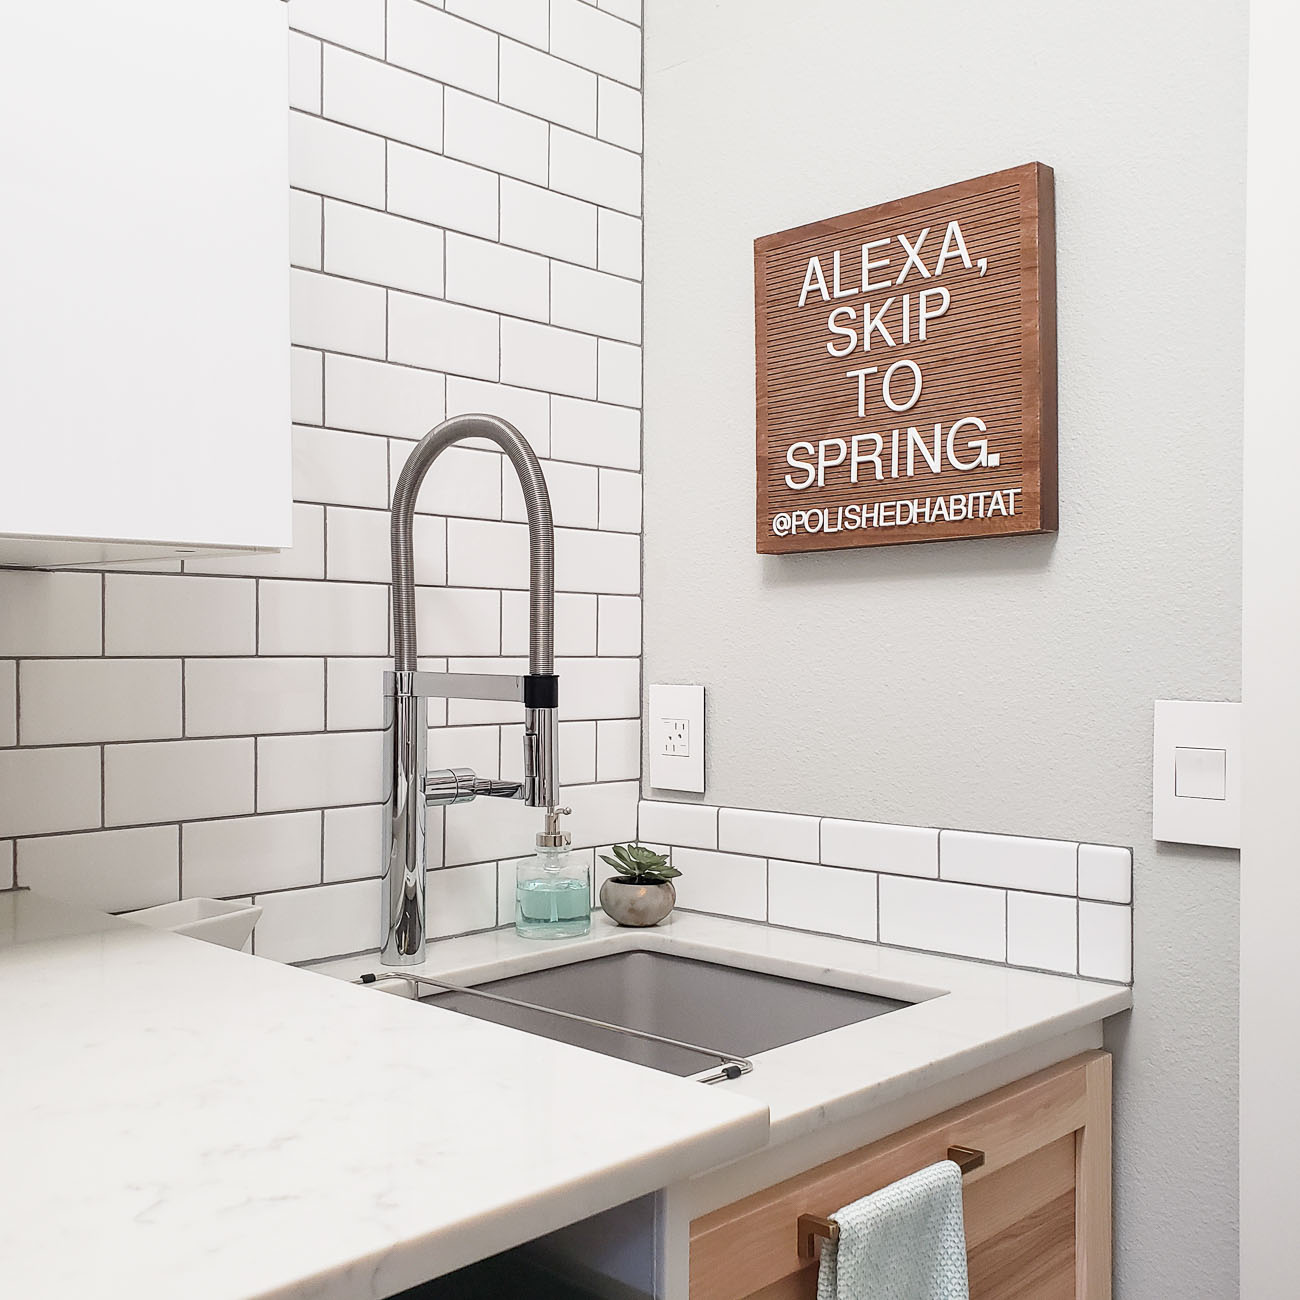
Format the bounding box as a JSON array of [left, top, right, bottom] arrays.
[[754, 162, 1057, 554]]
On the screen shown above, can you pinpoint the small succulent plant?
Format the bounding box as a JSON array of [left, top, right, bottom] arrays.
[[601, 843, 682, 885]]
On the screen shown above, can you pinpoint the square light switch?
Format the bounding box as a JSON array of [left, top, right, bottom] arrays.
[[1154, 701, 1240, 848], [1173, 747, 1227, 800]]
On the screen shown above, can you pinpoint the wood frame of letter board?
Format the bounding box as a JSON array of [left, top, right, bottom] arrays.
[[754, 162, 1057, 554]]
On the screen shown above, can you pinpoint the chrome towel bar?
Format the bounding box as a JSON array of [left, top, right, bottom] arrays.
[[796, 1145, 986, 1260]]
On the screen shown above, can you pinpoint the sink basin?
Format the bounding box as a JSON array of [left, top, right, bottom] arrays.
[[421, 951, 910, 1076]]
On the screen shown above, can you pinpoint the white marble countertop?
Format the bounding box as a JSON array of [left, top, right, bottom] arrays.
[[0, 892, 769, 1300], [313, 912, 1133, 1150]]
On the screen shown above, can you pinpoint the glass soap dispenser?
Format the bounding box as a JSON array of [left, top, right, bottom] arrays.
[[515, 806, 591, 940]]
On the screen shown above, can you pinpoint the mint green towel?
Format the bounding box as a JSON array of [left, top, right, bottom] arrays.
[[817, 1160, 970, 1300]]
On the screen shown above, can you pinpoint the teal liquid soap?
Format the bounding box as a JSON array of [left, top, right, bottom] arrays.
[[515, 875, 591, 938]]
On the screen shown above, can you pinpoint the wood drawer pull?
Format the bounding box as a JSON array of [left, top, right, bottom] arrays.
[[796, 1145, 986, 1260]]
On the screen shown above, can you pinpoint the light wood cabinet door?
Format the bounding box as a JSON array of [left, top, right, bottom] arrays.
[[690, 1051, 1111, 1300]]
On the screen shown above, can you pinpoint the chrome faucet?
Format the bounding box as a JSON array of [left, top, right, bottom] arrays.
[[382, 414, 559, 966]]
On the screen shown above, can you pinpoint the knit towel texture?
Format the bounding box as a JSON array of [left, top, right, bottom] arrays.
[[817, 1159, 970, 1300]]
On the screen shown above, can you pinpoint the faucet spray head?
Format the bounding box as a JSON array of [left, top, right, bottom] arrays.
[[537, 806, 572, 849]]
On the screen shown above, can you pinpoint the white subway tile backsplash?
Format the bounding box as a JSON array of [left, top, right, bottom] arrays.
[[556, 527, 640, 594], [291, 348, 325, 424], [879, 876, 1006, 962], [597, 78, 641, 150], [941, 829, 1077, 895], [427, 862, 498, 937], [288, 111, 386, 207], [1007, 891, 1077, 974], [433, 725, 502, 778], [417, 588, 503, 657], [8, 0, 645, 970], [325, 201, 445, 297], [598, 0, 640, 22], [821, 819, 938, 878], [502, 591, 597, 656], [21, 660, 181, 746], [445, 91, 548, 186], [446, 234, 550, 321], [324, 803, 386, 881], [258, 581, 389, 656], [672, 848, 766, 921], [1079, 901, 1133, 982], [719, 807, 820, 862], [596, 718, 639, 781], [105, 575, 255, 657], [598, 469, 642, 533], [551, 263, 641, 343], [183, 812, 322, 899], [551, 397, 640, 469], [1078, 844, 1133, 904], [325, 506, 393, 584], [500, 41, 596, 134], [257, 731, 385, 812], [0, 748, 101, 838], [17, 826, 178, 913], [185, 659, 325, 738], [557, 657, 639, 720], [326, 658, 391, 732], [504, 459, 599, 529], [551, 127, 642, 215], [638, 800, 717, 850], [597, 595, 641, 655], [288, 0, 385, 57], [106, 739, 255, 827], [0, 572, 101, 657], [501, 319, 597, 398], [770, 860, 878, 942], [389, 292, 500, 381], [387, 0, 499, 97], [500, 181, 597, 268], [447, 519, 531, 589], [253, 879, 381, 964], [290, 190, 323, 269], [446, 377, 551, 451], [323, 45, 444, 153], [388, 144, 500, 239], [325, 355, 446, 439], [446, 794, 539, 865], [597, 209, 641, 279], [290, 267, 386, 358], [392, 443, 502, 519], [0, 663, 14, 748], [293, 426, 389, 508], [598, 338, 641, 405], [551, 0, 641, 87], [561, 781, 637, 848], [447, 0, 548, 47]]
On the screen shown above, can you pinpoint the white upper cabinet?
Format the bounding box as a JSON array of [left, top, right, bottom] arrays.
[[0, 0, 291, 566]]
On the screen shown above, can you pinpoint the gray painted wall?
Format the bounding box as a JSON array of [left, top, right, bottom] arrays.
[[643, 2, 1244, 1293]]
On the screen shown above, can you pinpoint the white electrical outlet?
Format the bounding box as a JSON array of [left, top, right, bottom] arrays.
[[649, 685, 705, 792], [663, 719, 690, 756]]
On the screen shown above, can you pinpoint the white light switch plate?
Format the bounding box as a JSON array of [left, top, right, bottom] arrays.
[[649, 684, 705, 793], [1153, 700, 1241, 848]]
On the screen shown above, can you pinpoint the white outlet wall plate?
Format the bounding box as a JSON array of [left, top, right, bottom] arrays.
[[1153, 699, 1241, 848], [649, 684, 705, 793]]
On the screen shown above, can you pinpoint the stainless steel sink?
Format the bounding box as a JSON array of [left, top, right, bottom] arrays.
[[416, 951, 910, 1076]]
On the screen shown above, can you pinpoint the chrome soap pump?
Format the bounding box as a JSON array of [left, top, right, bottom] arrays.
[[515, 807, 591, 939]]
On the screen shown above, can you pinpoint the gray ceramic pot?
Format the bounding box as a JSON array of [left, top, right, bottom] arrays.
[[599, 878, 676, 927]]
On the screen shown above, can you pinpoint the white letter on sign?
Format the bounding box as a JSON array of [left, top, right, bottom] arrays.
[[817, 438, 847, 486], [785, 442, 816, 490], [798, 256, 831, 307], [881, 359, 923, 413], [826, 306, 858, 358], [935, 221, 973, 275]]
